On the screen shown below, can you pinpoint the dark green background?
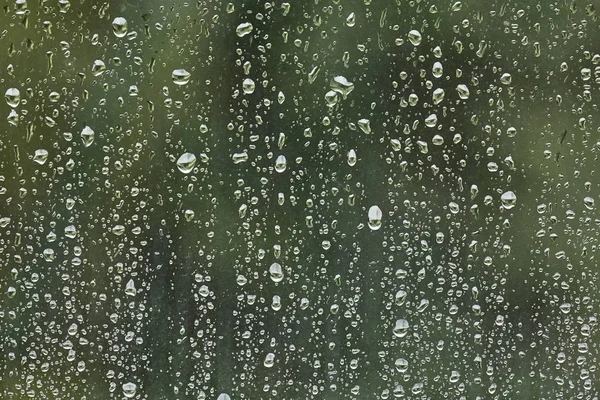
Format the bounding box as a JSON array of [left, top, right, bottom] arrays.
[[0, 0, 599, 398]]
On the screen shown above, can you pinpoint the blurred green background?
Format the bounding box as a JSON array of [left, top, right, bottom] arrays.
[[0, 0, 599, 398]]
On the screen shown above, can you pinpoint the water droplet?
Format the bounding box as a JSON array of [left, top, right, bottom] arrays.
[[275, 155, 287, 173], [368, 205, 382, 230], [233, 151, 249, 164], [584, 196, 595, 210], [120, 382, 137, 398], [408, 30, 422, 46], [242, 78, 255, 94], [456, 84, 470, 99], [432, 62, 443, 78], [92, 60, 106, 76], [345, 12, 356, 27], [393, 319, 409, 337], [236, 22, 253, 37], [112, 17, 128, 38], [264, 352, 275, 368], [358, 118, 372, 134], [432, 88, 445, 104], [125, 279, 136, 296], [500, 72, 512, 85], [501, 191, 517, 209], [5, 88, 20, 107], [269, 262, 284, 283], [33, 149, 49, 165], [172, 69, 191, 85], [80, 126, 95, 147], [176, 153, 196, 174], [330, 76, 354, 99], [347, 149, 357, 166]]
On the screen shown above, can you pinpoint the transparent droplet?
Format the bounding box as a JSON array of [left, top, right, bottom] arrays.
[[424, 113, 438, 127], [92, 60, 106, 76], [456, 84, 470, 99], [394, 358, 409, 373], [176, 153, 197, 174], [264, 352, 275, 368], [236, 22, 253, 37], [275, 155, 287, 173], [122, 382, 136, 398], [500, 73, 512, 85], [80, 126, 95, 147], [358, 118, 371, 134], [269, 262, 284, 283], [347, 149, 357, 166], [584, 196, 595, 210], [242, 78, 255, 94], [501, 191, 517, 209], [232, 151, 249, 164], [408, 30, 422, 46], [5, 88, 21, 108], [172, 69, 191, 86], [393, 319, 409, 337], [345, 12, 356, 27], [112, 17, 128, 38], [368, 205, 382, 231], [432, 88, 445, 104], [33, 149, 49, 165], [432, 62, 443, 78], [330, 76, 354, 99], [124, 279, 136, 297]]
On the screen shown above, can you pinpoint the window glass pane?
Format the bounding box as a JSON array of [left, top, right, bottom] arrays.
[[1, 1, 598, 399]]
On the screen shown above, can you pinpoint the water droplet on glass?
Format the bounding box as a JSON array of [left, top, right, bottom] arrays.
[[122, 382, 136, 398], [408, 30, 422, 46], [275, 155, 287, 173], [393, 319, 409, 337], [125, 279, 136, 297], [347, 149, 357, 166], [33, 149, 49, 165], [172, 69, 191, 86], [456, 84, 470, 99], [501, 191, 517, 209], [92, 60, 106, 76], [269, 262, 284, 283], [5, 88, 20, 107], [236, 22, 253, 37], [432, 62, 443, 78], [176, 153, 196, 174], [264, 352, 275, 368], [368, 205, 382, 231], [112, 17, 128, 38], [80, 126, 95, 147], [330, 76, 354, 99], [242, 78, 255, 94], [358, 118, 371, 134]]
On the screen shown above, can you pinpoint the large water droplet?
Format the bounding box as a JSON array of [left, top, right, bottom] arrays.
[[80, 126, 95, 147], [236, 22, 253, 37], [172, 69, 191, 86], [5, 88, 20, 107], [33, 149, 49, 165], [122, 382, 137, 398], [275, 155, 287, 173], [368, 205, 382, 230], [176, 153, 196, 174], [501, 191, 517, 209], [408, 30, 422, 46], [112, 17, 128, 38], [393, 319, 410, 337], [269, 262, 284, 282]]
